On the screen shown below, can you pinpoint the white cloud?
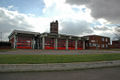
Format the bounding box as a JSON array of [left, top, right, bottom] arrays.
[[8, 5, 14, 9], [43, 0, 93, 21], [0, 7, 51, 40], [43, 0, 116, 37], [42, 0, 95, 35]]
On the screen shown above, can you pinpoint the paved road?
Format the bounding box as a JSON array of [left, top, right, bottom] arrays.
[[0, 49, 120, 55], [0, 67, 120, 80]]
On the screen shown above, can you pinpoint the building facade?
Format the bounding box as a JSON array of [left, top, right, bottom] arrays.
[[84, 35, 110, 49], [9, 30, 40, 49], [8, 20, 110, 50], [112, 40, 120, 48], [8, 30, 86, 50]]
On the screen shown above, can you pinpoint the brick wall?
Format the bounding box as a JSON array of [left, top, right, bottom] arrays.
[[85, 35, 110, 49]]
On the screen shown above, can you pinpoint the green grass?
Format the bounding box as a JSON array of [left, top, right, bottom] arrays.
[[87, 49, 120, 51], [0, 53, 120, 64], [104, 49, 120, 51], [0, 48, 17, 52]]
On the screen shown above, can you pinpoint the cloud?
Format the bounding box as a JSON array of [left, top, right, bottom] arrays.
[[66, 0, 120, 24], [66, 0, 92, 5], [0, 7, 51, 40], [43, 0, 94, 35], [0, 7, 31, 40], [0, 0, 118, 41], [60, 20, 93, 35], [8, 5, 14, 9]]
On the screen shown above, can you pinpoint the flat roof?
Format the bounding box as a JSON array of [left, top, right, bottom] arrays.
[[41, 33, 82, 38], [8, 30, 40, 38], [84, 35, 110, 38]]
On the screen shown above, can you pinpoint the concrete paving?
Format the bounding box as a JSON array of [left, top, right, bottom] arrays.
[[0, 67, 120, 80], [0, 49, 120, 55]]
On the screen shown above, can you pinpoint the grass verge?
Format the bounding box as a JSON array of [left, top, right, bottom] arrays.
[[0, 49, 17, 52], [0, 53, 120, 64]]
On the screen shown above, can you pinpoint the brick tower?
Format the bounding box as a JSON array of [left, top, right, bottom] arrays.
[[50, 20, 58, 34]]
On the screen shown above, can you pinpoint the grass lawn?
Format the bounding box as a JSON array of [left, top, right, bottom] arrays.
[[0, 49, 17, 52], [0, 53, 120, 64], [99, 49, 120, 51]]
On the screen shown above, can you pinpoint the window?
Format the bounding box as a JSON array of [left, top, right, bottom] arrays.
[[102, 38, 104, 41], [93, 43, 96, 47], [91, 40, 95, 42], [89, 43, 92, 47], [106, 38, 108, 42], [89, 43, 96, 47]]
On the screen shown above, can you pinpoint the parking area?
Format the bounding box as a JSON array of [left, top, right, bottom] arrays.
[[0, 49, 120, 55]]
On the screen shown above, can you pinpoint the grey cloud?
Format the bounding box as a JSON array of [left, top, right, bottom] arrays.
[[66, 0, 92, 5], [0, 8, 33, 41], [66, 0, 120, 24], [60, 20, 93, 35], [93, 26, 111, 31], [114, 26, 120, 40]]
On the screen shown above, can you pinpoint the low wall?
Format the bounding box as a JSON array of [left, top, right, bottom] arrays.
[[0, 60, 120, 72]]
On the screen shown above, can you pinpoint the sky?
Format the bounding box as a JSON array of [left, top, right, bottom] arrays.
[[0, 0, 120, 41]]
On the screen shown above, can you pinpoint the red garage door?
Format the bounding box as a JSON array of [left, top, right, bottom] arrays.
[[77, 40, 83, 50], [58, 39, 66, 50], [16, 37, 32, 49], [45, 38, 55, 49], [68, 39, 75, 50]]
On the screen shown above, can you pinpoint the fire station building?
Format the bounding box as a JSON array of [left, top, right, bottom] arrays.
[[84, 35, 110, 49], [8, 20, 110, 50]]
